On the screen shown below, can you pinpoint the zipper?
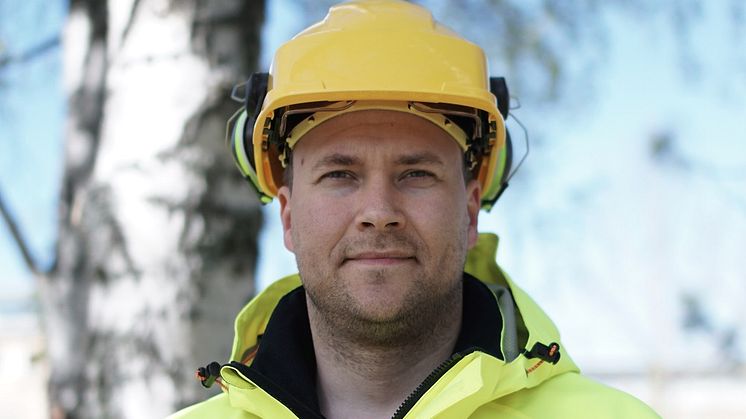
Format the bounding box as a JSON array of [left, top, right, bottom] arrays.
[[390, 350, 469, 419]]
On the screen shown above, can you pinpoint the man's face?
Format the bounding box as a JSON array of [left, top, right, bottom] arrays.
[[277, 109, 480, 343]]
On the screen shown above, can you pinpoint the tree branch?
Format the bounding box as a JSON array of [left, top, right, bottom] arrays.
[[0, 35, 60, 70], [0, 189, 41, 275], [118, 0, 142, 53]]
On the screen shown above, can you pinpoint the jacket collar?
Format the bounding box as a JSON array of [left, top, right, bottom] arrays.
[[228, 273, 504, 417]]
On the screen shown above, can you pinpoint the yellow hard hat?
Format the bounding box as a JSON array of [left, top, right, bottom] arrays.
[[229, 0, 513, 210]]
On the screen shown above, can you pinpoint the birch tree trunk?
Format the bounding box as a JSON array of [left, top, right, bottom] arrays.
[[42, 0, 265, 417]]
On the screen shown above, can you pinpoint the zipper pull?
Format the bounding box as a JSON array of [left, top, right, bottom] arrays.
[[523, 342, 561, 365], [196, 361, 222, 388]]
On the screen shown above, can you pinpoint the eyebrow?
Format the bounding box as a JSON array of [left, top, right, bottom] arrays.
[[395, 152, 445, 166], [312, 153, 361, 171]]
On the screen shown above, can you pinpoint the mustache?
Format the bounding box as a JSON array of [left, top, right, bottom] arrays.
[[338, 232, 421, 259]]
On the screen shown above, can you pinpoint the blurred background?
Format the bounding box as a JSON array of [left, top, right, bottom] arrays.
[[1, 0, 744, 417]]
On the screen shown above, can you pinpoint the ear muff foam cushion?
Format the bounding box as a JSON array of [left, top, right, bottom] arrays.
[[242, 110, 255, 171], [479, 127, 513, 210], [501, 129, 513, 186]]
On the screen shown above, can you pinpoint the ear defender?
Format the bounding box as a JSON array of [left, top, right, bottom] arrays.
[[479, 77, 514, 211], [227, 73, 517, 211], [228, 72, 272, 204]]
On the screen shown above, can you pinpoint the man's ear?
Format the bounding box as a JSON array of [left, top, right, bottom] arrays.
[[466, 179, 480, 249], [278, 185, 294, 252]]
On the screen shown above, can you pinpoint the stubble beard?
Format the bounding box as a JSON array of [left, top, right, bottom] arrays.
[[297, 231, 467, 349]]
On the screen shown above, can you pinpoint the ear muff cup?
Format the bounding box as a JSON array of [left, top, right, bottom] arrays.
[[490, 76, 512, 189], [229, 72, 272, 202], [478, 76, 513, 210]]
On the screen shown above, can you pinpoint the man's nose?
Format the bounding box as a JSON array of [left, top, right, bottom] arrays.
[[355, 178, 405, 231]]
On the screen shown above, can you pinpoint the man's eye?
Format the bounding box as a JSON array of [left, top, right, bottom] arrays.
[[321, 170, 353, 180], [403, 170, 434, 179]]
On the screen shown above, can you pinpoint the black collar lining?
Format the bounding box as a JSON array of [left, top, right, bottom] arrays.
[[248, 287, 321, 415], [453, 273, 504, 359]]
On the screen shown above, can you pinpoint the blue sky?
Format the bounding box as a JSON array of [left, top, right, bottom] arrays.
[[0, 0, 66, 309]]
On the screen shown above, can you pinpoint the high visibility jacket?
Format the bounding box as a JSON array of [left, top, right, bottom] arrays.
[[169, 233, 659, 418]]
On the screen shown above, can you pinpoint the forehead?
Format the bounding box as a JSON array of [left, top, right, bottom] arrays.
[[291, 109, 463, 162]]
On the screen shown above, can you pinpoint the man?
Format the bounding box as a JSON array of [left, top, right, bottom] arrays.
[[171, 1, 659, 418]]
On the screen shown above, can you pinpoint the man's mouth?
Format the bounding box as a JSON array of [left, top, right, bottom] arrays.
[[343, 251, 416, 266]]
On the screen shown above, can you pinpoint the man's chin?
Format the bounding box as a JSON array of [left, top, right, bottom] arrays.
[[339, 262, 418, 283], [351, 306, 408, 325], [348, 280, 419, 311], [345, 291, 409, 321], [339, 305, 420, 345]]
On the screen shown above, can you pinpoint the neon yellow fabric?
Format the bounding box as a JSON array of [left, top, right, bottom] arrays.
[[169, 233, 659, 418]]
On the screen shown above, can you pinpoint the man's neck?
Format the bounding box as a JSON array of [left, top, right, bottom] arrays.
[[307, 299, 462, 419]]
